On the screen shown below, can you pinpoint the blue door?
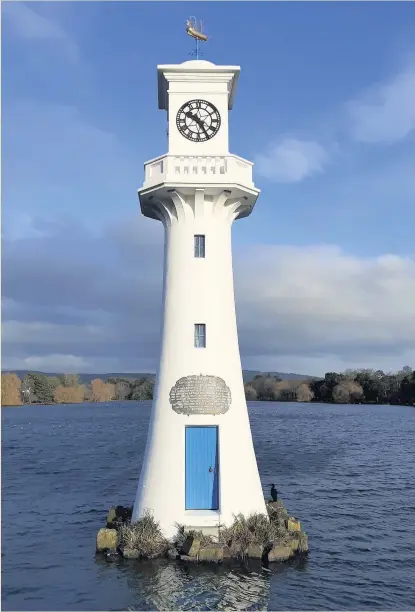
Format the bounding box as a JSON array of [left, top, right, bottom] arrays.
[[185, 426, 219, 510]]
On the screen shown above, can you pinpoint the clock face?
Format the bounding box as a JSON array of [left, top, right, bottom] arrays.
[[176, 99, 221, 142]]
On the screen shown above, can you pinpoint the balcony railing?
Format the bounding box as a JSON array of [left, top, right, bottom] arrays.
[[142, 154, 254, 190]]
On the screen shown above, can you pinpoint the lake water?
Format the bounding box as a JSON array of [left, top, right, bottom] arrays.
[[2, 401, 415, 611]]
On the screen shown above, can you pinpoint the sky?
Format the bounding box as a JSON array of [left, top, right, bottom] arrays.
[[2, 1, 415, 377]]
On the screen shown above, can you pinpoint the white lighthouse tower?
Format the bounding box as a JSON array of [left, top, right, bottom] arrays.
[[132, 41, 267, 538]]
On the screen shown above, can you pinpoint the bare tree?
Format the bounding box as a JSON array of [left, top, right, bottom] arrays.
[[54, 385, 86, 404], [244, 384, 258, 401], [1, 374, 22, 406], [333, 380, 364, 403], [296, 383, 314, 402], [275, 380, 296, 401], [91, 379, 115, 402], [115, 380, 131, 401]]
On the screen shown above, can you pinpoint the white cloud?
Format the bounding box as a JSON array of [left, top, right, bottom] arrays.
[[348, 60, 415, 144], [235, 244, 415, 369], [2, 320, 111, 346], [255, 138, 330, 183], [4, 354, 91, 373], [2, 215, 415, 375], [255, 58, 415, 185], [2, 1, 79, 61]]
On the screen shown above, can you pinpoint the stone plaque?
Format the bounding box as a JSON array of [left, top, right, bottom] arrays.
[[169, 374, 231, 416]]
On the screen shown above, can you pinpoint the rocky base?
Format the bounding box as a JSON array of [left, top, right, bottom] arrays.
[[96, 500, 309, 565]]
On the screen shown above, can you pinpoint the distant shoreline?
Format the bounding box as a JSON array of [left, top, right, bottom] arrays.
[[3, 399, 413, 408], [2, 369, 414, 407]]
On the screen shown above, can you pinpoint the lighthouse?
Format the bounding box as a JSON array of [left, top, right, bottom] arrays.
[[132, 53, 267, 538]]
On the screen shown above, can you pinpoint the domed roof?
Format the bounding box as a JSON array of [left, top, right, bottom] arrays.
[[180, 60, 216, 68]]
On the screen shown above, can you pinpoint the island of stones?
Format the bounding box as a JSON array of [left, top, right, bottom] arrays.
[[96, 28, 309, 566]]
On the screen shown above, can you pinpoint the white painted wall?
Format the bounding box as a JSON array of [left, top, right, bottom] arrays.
[[157, 60, 239, 157], [132, 61, 267, 538]]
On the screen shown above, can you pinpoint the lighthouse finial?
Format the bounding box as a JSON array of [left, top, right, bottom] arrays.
[[186, 17, 208, 60]]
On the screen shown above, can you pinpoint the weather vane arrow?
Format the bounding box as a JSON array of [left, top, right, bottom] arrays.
[[186, 17, 209, 60]]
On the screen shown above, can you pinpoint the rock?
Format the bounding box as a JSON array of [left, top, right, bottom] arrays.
[[266, 502, 289, 530], [247, 544, 264, 559], [268, 544, 292, 563], [180, 554, 198, 562], [96, 528, 118, 552], [167, 548, 180, 560], [105, 548, 119, 558], [222, 545, 232, 560], [106, 505, 132, 529], [267, 501, 289, 519], [229, 540, 242, 558], [106, 506, 117, 525], [286, 517, 301, 532], [287, 538, 299, 552], [173, 528, 187, 551], [198, 543, 225, 562], [115, 505, 132, 522], [276, 518, 288, 532], [122, 548, 140, 559], [181, 535, 201, 557], [296, 533, 309, 554]]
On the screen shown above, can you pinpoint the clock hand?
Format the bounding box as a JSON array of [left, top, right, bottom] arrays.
[[190, 111, 214, 134], [202, 120, 213, 132], [185, 110, 203, 125], [185, 111, 209, 136]]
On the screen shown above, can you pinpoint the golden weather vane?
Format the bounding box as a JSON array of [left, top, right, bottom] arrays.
[[186, 17, 209, 59]]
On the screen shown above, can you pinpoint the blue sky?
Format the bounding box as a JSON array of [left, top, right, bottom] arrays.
[[2, 1, 415, 376]]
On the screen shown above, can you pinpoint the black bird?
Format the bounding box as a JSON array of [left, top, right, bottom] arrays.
[[270, 484, 278, 502]]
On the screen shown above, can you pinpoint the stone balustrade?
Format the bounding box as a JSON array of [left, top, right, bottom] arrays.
[[142, 154, 254, 189]]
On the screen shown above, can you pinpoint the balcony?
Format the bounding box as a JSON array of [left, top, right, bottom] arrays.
[[142, 154, 255, 191]]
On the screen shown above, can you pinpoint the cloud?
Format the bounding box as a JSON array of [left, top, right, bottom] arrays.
[[347, 60, 415, 144], [255, 138, 330, 183], [255, 57, 415, 186], [4, 354, 91, 374], [2, 1, 79, 61], [236, 246, 415, 362], [2, 216, 414, 376]]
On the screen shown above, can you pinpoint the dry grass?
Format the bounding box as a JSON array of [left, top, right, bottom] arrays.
[[218, 512, 279, 558], [266, 500, 291, 539], [172, 524, 187, 550], [266, 500, 288, 522], [185, 529, 215, 548], [172, 525, 215, 551], [117, 503, 307, 562], [118, 509, 169, 558]]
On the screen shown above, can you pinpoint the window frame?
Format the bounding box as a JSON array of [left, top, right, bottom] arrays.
[[194, 323, 206, 348], [194, 234, 206, 258]]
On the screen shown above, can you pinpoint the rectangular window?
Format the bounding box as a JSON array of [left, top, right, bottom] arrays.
[[194, 235, 205, 258], [194, 324, 206, 348]]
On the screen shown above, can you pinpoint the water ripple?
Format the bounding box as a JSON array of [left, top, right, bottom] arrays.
[[2, 401, 415, 610]]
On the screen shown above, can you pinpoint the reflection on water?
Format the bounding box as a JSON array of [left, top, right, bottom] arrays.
[[122, 559, 272, 611], [96, 555, 312, 611]]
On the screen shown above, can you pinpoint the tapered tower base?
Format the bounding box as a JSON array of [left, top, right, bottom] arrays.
[[132, 59, 267, 538]]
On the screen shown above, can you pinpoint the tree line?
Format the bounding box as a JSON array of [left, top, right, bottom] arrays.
[[1, 372, 155, 406], [244, 366, 415, 406], [1, 367, 414, 407]]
